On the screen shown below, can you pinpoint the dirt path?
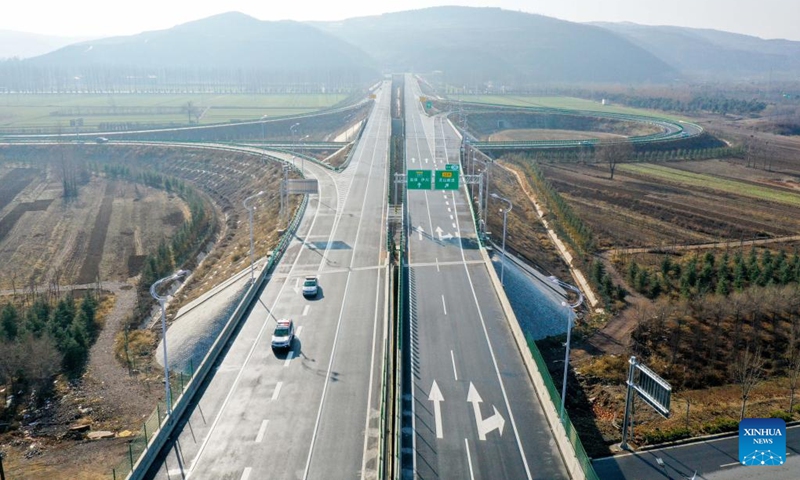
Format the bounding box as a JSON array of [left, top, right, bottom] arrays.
[[601, 234, 800, 258]]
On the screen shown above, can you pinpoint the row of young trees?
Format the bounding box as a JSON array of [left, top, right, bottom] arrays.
[[594, 93, 767, 116], [626, 249, 800, 300], [0, 292, 100, 402]]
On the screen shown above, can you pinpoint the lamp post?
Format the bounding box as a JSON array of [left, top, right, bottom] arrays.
[[290, 122, 300, 169], [244, 191, 265, 283], [151, 269, 188, 415], [491, 193, 512, 285], [549, 276, 584, 424]]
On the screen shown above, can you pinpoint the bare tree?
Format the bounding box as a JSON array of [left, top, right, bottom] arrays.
[[595, 140, 633, 180], [731, 345, 766, 420]]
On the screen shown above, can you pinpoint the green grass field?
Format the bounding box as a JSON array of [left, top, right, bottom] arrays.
[[618, 164, 800, 207], [452, 95, 685, 121], [0, 93, 348, 129]]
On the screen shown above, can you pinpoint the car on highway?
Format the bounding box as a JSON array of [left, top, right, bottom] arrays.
[[302, 276, 319, 298], [95, 137, 109, 143], [271, 319, 295, 351]]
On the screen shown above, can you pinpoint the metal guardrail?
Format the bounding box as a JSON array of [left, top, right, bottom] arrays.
[[527, 339, 601, 480], [114, 160, 310, 480]]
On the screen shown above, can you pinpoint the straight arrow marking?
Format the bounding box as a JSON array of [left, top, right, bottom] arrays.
[[429, 380, 444, 439]]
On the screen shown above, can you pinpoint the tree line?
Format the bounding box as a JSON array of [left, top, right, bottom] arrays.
[[0, 292, 100, 406]]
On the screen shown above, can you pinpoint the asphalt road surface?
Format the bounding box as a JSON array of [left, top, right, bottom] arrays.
[[147, 81, 391, 480], [593, 424, 799, 479], [400, 74, 569, 479]]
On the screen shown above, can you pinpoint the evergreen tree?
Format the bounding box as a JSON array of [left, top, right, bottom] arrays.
[[1, 303, 19, 341]]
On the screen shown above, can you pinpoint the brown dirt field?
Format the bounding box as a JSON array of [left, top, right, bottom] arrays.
[[536, 161, 800, 250], [0, 167, 38, 210], [489, 128, 625, 142], [0, 171, 186, 291]]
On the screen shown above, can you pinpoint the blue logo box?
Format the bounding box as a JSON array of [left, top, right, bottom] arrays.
[[739, 418, 786, 466]]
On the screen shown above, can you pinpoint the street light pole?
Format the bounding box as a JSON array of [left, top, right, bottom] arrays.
[[150, 270, 187, 416], [290, 122, 300, 170], [549, 276, 584, 425], [244, 191, 265, 284], [491, 193, 512, 285]]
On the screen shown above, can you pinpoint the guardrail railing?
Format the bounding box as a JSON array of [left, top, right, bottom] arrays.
[[112, 155, 309, 480]]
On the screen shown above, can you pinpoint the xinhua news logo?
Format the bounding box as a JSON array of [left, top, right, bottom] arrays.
[[739, 418, 786, 466]]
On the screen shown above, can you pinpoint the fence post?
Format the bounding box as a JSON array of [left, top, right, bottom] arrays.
[[144, 422, 148, 445], [128, 443, 134, 470], [157, 404, 161, 425]]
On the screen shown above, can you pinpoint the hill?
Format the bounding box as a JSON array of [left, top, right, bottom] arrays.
[[28, 12, 377, 79], [316, 7, 677, 85], [0, 30, 92, 59], [592, 22, 800, 80]]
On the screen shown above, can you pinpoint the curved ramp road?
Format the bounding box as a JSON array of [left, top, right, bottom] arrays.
[[401, 75, 570, 479], [147, 82, 391, 480]]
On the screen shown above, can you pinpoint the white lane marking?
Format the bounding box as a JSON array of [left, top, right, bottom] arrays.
[[296, 325, 303, 337], [272, 382, 282, 401], [449, 214, 454, 220], [429, 380, 445, 439], [452, 223, 457, 229], [425, 158, 429, 164], [442, 295, 447, 315], [412, 157, 416, 164], [302, 305, 310, 316], [451, 350, 458, 381], [465, 439, 475, 480], [294, 277, 300, 292], [447, 208, 452, 213], [241, 467, 252, 480], [284, 350, 295, 367], [255, 420, 269, 443], [305, 100, 389, 480], [720, 462, 740, 468], [445, 120, 532, 478], [436, 258, 440, 272], [446, 201, 450, 206]]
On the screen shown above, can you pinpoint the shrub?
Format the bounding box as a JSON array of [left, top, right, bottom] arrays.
[[701, 417, 738, 435], [642, 427, 691, 445], [769, 410, 794, 422]]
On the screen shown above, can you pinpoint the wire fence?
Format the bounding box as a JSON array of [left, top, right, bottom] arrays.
[[527, 338, 600, 480]]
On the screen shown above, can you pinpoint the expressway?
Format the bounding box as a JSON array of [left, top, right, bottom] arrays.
[[146, 81, 391, 479], [401, 74, 570, 479]]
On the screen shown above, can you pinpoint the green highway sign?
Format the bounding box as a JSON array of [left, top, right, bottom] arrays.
[[445, 164, 459, 171], [407, 169, 432, 190], [434, 169, 460, 190]]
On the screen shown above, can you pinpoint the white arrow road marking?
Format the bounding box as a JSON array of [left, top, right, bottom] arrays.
[[467, 383, 506, 440], [435, 226, 444, 240], [429, 380, 445, 439], [441, 233, 453, 241], [417, 225, 424, 241]]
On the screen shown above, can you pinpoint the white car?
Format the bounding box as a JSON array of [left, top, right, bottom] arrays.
[[271, 319, 294, 351], [302, 276, 319, 298]]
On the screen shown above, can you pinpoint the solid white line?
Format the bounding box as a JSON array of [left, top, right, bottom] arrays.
[[720, 462, 740, 468], [272, 382, 282, 401], [451, 350, 458, 381], [255, 420, 268, 443], [284, 351, 295, 366], [302, 305, 310, 316], [442, 295, 447, 315], [445, 123, 533, 479], [304, 99, 388, 480], [465, 438, 475, 480], [241, 467, 252, 480]]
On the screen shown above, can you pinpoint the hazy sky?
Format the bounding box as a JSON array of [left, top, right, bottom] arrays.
[[5, 0, 800, 41]]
